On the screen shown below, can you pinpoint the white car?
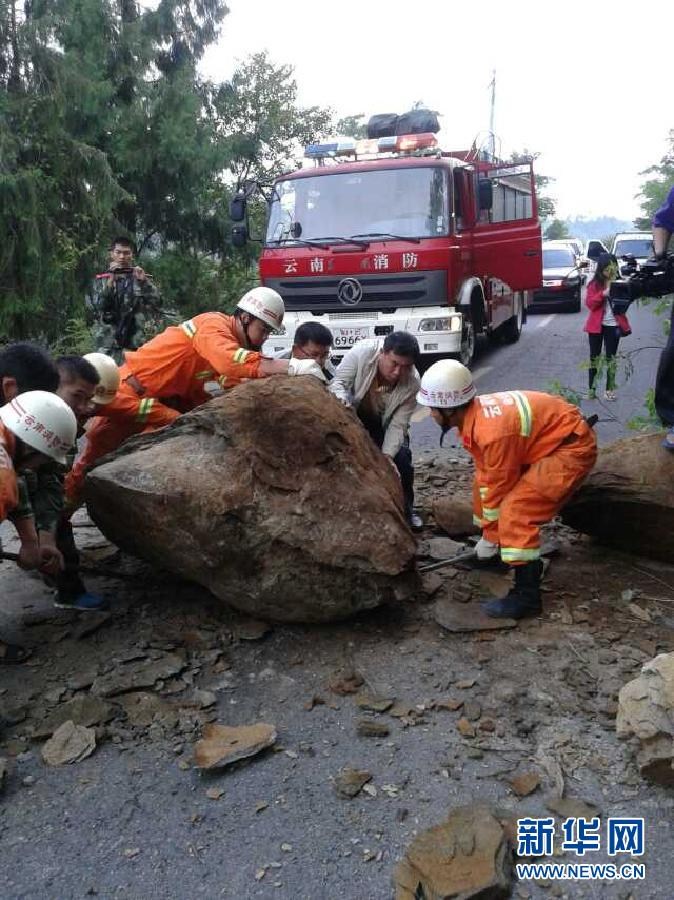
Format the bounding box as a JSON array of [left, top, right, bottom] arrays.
[[611, 232, 653, 275]]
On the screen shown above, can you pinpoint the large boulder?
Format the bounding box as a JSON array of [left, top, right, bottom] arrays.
[[616, 652, 674, 786], [561, 432, 674, 563], [85, 377, 418, 623]]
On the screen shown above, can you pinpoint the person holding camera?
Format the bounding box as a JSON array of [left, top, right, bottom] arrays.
[[91, 236, 176, 364], [584, 252, 631, 401], [652, 186, 674, 450]]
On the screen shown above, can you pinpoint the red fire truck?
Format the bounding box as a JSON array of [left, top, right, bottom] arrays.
[[232, 130, 542, 367]]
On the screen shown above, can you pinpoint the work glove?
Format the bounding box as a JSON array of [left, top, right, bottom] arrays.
[[287, 358, 327, 382], [475, 536, 499, 560]]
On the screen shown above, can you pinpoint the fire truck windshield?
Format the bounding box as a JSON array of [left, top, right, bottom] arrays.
[[266, 166, 448, 245]]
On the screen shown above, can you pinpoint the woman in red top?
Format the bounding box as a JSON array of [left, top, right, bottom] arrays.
[[583, 252, 631, 400]]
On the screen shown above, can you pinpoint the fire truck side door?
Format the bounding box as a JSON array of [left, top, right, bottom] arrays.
[[471, 162, 542, 293]]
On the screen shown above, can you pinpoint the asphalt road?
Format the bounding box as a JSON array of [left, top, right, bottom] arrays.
[[0, 295, 671, 900], [411, 296, 668, 450]]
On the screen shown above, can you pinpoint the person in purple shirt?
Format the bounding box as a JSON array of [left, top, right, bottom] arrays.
[[652, 186, 674, 449]]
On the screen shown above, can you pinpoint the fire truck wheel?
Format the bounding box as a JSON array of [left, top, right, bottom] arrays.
[[456, 316, 475, 367], [501, 294, 524, 344]]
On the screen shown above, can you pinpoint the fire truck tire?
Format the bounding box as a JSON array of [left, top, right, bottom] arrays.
[[501, 293, 524, 344], [455, 315, 476, 368]]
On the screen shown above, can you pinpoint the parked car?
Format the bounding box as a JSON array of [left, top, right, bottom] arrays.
[[611, 232, 653, 275], [545, 238, 584, 261], [545, 238, 588, 281], [532, 243, 586, 312]]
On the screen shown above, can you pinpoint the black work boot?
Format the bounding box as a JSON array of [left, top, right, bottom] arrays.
[[463, 553, 511, 573], [482, 560, 543, 619]]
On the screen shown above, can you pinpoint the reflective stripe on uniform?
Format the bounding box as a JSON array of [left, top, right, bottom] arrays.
[[233, 348, 250, 364], [195, 370, 214, 380], [136, 397, 155, 424], [482, 506, 500, 522], [501, 546, 540, 562], [181, 319, 197, 339], [510, 391, 533, 437], [473, 514, 485, 526], [479, 486, 488, 498]]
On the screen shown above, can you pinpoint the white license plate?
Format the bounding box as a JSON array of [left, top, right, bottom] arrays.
[[333, 327, 369, 348]]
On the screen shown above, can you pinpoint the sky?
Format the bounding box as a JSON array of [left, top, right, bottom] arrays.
[[201, 0, 673, 223]]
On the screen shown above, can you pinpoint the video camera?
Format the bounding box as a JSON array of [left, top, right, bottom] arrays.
[[609, 253, 674, 312]]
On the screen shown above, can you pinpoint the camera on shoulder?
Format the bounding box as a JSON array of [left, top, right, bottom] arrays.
[[609, 253, 674, 307]]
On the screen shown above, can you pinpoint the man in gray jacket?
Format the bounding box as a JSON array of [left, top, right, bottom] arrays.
[[330, 332, 422, 530]]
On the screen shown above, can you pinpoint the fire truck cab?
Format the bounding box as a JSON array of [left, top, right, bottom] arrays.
[[239, 131, 542, 367]]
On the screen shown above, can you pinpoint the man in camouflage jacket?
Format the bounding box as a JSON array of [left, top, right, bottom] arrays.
[[91, 236, 176, 363]]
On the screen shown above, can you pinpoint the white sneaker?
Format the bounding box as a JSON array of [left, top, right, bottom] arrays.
[[604, 390, 617, 401]]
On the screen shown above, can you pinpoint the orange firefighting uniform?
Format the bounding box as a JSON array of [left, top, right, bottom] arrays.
[[460, 391, 597, 565], [65, 313, 267, 504], [0, 423, 19, 522]]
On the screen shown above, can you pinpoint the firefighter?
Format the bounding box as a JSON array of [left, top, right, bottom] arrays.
[[417, 360, 597, 619], [36, 354, 119, 610], [0, 392, 77, 662], [66, 287, 324, 506], [11, 354, 119, 614], [0, 343, 60, 576], [12, 356, 102, 593]]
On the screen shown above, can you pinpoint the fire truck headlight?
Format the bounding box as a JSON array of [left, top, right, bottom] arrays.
[[419, 316, 461, 333]]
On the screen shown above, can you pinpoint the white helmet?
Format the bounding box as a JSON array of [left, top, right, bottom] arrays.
[[0, 391, 77, 465], [83, 352, 120, 405], [417, 359, 476, 409], [237, 287, 285, 330]]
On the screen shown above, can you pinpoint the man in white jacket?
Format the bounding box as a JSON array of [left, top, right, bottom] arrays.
[[329, 332, 422, 530]]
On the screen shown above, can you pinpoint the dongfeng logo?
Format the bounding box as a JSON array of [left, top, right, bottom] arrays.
[[337, 277, 363, 306]]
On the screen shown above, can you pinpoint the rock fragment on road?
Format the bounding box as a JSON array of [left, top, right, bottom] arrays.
[[617, 651, 674, 785], [42, 720, 97, 766], [393, 804, 514, 899], [193, 722, 277, 770]]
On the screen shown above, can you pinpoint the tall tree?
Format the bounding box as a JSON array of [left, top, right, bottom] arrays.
[[634, 130, 674, 231], [334, 113, 367, 139], [544, 219, 570, 240], [0, 0, 229, 340], [208, 52, 332, 187]]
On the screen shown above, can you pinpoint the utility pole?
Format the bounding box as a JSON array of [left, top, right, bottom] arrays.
[[488, 70, 496, 160]]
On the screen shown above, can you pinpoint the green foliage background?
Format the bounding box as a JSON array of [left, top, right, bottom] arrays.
[[0, 0, 332, 347]]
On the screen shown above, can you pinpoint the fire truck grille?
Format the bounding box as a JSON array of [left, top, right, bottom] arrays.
[[264, 270, 446, 313]]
